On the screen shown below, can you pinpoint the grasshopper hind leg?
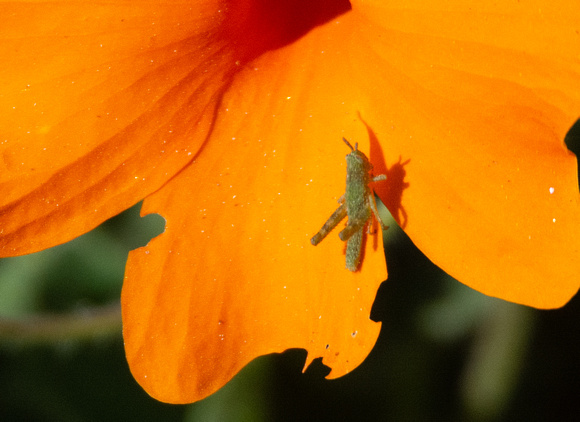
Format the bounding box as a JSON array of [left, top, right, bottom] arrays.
[[345, 228, 364, 271], [310, 202, 347, 245]]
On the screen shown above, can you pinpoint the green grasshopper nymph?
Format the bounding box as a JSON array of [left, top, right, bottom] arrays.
[[311, 138, 388, 271]]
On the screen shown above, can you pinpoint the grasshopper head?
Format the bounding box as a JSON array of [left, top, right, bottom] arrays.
[[343, 138, 373, 175]]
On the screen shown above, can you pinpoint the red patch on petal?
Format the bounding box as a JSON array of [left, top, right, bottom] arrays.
[[222, 0, 351, 60]]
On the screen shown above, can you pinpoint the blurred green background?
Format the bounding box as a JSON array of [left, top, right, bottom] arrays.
[[2, 205, 579, 422], [1, 121, 579, 421]]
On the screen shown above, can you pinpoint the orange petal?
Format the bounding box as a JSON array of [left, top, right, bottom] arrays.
[[118, 1, 388, 405], [122, 128, 387, 403], [0, 1, 233, 255], [124, 2, 579, 403], [348, 0, 580, 307], [5, 0, 579, 405]]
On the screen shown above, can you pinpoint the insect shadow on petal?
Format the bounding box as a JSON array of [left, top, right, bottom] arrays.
[[311, 138, 388, 271]]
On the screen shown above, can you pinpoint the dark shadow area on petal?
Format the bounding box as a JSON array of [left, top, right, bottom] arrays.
[[358, 112, 411, 228]]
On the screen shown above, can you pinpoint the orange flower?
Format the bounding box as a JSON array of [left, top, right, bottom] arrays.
[[1, 0, 579, 404]]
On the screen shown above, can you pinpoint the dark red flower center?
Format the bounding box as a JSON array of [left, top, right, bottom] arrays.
[[223, 0, 352, 61]]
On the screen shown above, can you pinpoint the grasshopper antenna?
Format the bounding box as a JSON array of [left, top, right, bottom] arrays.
[[342, 137, 356, 152]]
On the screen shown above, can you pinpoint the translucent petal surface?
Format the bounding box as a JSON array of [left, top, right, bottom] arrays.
[[1, 0, 579, 405], [125, 1, 579, 403], [123, 131, 387, 402], [0, 0, 231, 254], [350, 0, 580, 307]]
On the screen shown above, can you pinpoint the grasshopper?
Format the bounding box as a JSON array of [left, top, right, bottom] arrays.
[[311, 138, 388, 271]]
